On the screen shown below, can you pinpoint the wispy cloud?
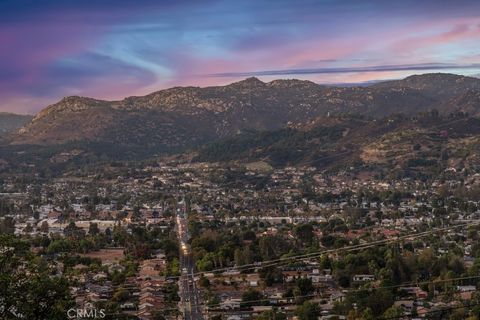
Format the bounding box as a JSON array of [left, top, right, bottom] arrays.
[[206, 63, 480, 77], [2, 0, 480, 113]]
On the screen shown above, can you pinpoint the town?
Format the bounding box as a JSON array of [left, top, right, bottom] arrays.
[[2, 0, 480, 319], [2, 160, 480, 320]]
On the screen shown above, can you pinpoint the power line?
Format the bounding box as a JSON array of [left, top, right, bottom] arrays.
[[186, 221, 477, 278], [119, 275, 480, 313], [70, 221, 480, 315], [83, 222, 480, 317], [380, 300, 480, 320], [92, 288, 480, 319], [100, 220, 477, 283]]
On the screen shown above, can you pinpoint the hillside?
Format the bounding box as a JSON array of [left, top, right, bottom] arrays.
[[373, 73, 480, 99], [10, 73, 480, 153], [0, 113, 33, 135], [194, 113, 480, 177]]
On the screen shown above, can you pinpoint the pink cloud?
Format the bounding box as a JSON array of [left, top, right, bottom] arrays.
[[390, 23, 480, 54]]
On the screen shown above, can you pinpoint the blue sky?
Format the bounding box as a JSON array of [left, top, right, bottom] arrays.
[[1, 0, 480, 113]]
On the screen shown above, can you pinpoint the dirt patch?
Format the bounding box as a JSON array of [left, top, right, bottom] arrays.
[[81, 248, 125, 263]]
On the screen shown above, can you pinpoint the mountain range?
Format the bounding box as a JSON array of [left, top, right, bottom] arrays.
[[9, 73, 480, 149], [1, 73, 480, 173]]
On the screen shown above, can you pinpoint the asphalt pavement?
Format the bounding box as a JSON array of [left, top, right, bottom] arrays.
[[177, 209, 204, 320]]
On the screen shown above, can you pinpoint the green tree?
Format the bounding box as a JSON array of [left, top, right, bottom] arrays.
[[0, 217, 15, 234], [152, 311, 166, 320], [0, 235, 74, 319], [366, 289, 394, 316], [199, 275, 210, 288], [111, 288, 129, 302], [361, 308, 374, 320], [241, 289, 263, 307], [234, 248, 244, 266], [23, 223, 33, 233], [88, 222, 100, 235], [295, 223, 315, 244], [47, 239, 72, 254], [449, 307, 467, 320], [64, 221, 85, 239], [294, 278, 314, 303], [40, 221, 49, 233], [295, 301, 320, 320], [383, 305, 404, 318], [257, 309, 287, 320]]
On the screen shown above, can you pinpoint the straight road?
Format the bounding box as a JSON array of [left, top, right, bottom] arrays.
[[176, 202, 204, 320]]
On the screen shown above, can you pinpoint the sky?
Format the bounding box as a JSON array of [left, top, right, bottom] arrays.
[[1, 0, 480, 114]]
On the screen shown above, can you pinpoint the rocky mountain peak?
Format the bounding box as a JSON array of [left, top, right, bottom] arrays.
[[10, 73, 480, 149], [267, 79, 319, 89], [228, 77, 265, 88]]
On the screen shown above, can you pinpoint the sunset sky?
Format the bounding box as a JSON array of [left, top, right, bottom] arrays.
[[1, 0, 480, 114]]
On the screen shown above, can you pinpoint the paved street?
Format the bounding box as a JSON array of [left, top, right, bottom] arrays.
[[176, 202, 204, 320]]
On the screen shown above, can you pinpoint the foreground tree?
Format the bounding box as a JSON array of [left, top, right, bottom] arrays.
[[0, 234, 74, 319]]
